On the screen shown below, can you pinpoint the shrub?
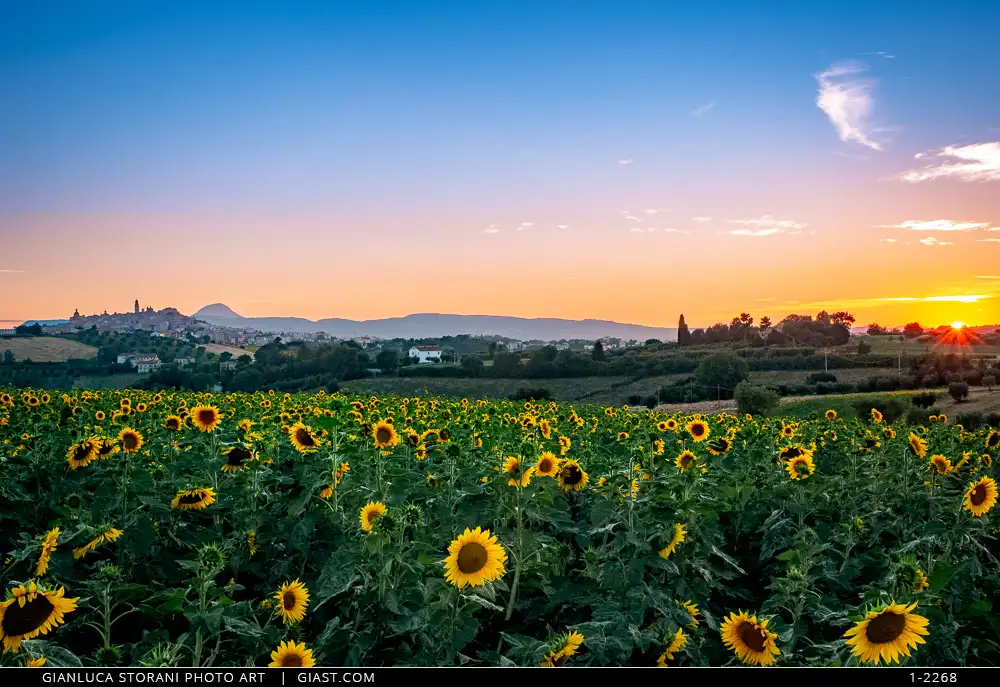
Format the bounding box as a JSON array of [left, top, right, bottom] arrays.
[[906, 407, 938, 426], [964, 370, 983, 386], [850, 395, 909, 423], [325, 378, 340, 394], [912, 392, 937, 408], [806, 372, 838, 384], [956, 412, 984, 431], [627, 394, 643, 406], [921, 374, 941, 388], [875, 376, 899, 392], [642, 395, 658, 410], [948, 381, 970, 403], [987, 412, 1000, 428], [734, 381, 780, 417], [983, 375, 997, 391], [509, 387, 551, 401]]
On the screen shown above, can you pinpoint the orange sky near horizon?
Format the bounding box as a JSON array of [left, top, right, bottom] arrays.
[[3, 212, 999, 331]]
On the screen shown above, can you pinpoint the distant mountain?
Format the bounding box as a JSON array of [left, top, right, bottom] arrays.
[[192, 305, 678, 342]]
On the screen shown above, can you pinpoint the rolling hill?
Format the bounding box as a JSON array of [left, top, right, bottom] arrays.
[[193, 304, 678, 341]]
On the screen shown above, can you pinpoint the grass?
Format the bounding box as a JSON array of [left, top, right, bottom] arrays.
[[74, 373, 142, 389], [0, 336, 98, 362]]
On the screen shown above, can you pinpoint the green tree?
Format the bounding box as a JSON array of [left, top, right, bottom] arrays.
[[695, 351, 749, 395], [2, 350, 13, 363], [677, 314, 691, 346], [591, 341, 605, 361], [375, 349, 399, 372], [734, 381, 780, 416], [460, 355, 485, 377]]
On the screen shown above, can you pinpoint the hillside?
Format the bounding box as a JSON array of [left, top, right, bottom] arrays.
[[193, 304, 679, 341], [0, 336, 98, 362]]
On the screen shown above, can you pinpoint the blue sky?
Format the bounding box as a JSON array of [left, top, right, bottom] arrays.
[[2, 1, 999, 327]]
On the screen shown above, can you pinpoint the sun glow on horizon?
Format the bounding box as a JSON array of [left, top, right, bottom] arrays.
[[951, 321, 966, 330]]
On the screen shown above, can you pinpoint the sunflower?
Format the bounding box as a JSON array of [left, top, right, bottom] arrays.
[[844, 601, 929, 665], [686, 419, 709, 442], [0, 582, 79, 653], [72, 527, 124, 560], [426, 474, 440, 488], [221, 445, 255, 473], [535, 451, 561, 477], [928, 454, 952, 476], [677, 599, 700, 627], [539, 419, 552, 439], [558, 435, 572, 455], [372, 420, 399, 449], [871, 408, 883, 424], [675, 450, 697, 472], [26, 657, 46, 666], [706, 437, 732, 455], [825, 409, 837, 420], [65, 438, 99, 470], [665, 418, 679, 431], [986, 431, 1000, 449], [289, 422, 321, 453], [659, 524, 687, 560], [908, 433, 928, 458], [541, 630, 584, 666], [117, 428, 144, 453], [913, 569, 928, 593], [36, 528, 60, 577], [273, 579, 310, 625], [335, 461, 350, 484], [164, 415, 183, 431], [557, 459, 589, 492], [268, 640, 315, 667], [720, 610, 781, 666], [170, 488, 216, 511], [96, 438, 118, 459], [503, 456, 534, 488], [962, 476, 998, 517], [359, 501, 387, 532], [189, 405, 222, 433], [657, 627, 688, 666], [785, 454, 815, 480], [443, 527, 507, 588], [94, 411, 105, 421]]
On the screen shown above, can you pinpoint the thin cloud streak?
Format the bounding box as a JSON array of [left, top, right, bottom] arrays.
[[896, 142, 1000, 183], [919, 237, 952, 246], [815, 61, 882, 151], [880, 219, 997, 231], [689, 101, 716, 117]]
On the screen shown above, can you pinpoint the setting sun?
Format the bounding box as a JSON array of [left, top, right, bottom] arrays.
[[951, 321, 966, 329]]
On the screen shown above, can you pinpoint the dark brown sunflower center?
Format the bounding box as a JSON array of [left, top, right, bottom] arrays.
[[679, 454, 694, 468], [282, 591, 298, 610], [1, 595, 54, 636], [508, 461, 522, 476], [539, 458, 553, 473], [866, 612, 906, 644], [691, 424, 705, 437], [865, 439, 878, 448], [72, 444, 92, 460], [561, 464, 583, 485], [781, 447, 803, 459], [227, 447, 252, 465], [970, 484, 987, 506], [375, 428, 392, 444], [440, 430, 450, 441], [295, 429, 315, 447], [738, 622, 768, 653], [989, 434, 1000, 448], [280, 654, 303, 667], [99, 442, 114, 455], [166, 418, 180, 430], [178, 492, 204, 505], [793, 459, 810, 475], [123, 434, 139, 450], [457, 542, 488, 574], [197, 410, 216, 426]]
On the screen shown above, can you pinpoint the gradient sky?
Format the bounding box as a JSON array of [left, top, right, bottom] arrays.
[[2, 1, 999, 329]]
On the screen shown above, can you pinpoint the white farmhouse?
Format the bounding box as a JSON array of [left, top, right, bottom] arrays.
[[408, 345, 443, 364], [133, 355, 162, 374]]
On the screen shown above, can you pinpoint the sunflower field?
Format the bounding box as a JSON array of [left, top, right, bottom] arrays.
[[1, 387, 999, 668]]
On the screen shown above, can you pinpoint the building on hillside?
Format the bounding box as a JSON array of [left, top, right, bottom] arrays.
[[134, 355, 161, 374], [408, 345, 443, 364], [220, 360, 239, 371], [173, 357, 194, 367], [0, 328, 16, 337], [117, 353, 137, 365]]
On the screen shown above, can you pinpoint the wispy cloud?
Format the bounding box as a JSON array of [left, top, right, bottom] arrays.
[[896, 142, 1000, 183], [689, 101, 716, 117], [557, 224, 569, 229], [975, 275, 1000, 279], [879, 219, 997, 232], [882, 295, 986, 303], [883, 238, 898, 243], [483, 224, 500, 234], [815, 61, 882, 151], [727, 215, 806, 237], [663, 228, 691, 234], [863, 51, 896, 59], [516, 221, 534, 232], [621, 211, 643, 222], [0, 269, 26, 273], [691, 216, 712, 223], [729, 228, 784, 237], [977, 238, 1000, 243], [919, 237, 952, 246], [618, 158, 633, 166], [629, 227, 646, 233], [644, 208, 667, 215]]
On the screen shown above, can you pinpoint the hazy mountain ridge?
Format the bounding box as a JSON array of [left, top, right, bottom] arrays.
[[193, 305, 679, 341]]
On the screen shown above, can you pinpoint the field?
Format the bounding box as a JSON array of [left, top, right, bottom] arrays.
[[860, 335, 1000, 358], [0, 387, 998, 668], [203, 344, 253, 358], [0, 337, 97, 362], [342, 368, 900, 406]]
